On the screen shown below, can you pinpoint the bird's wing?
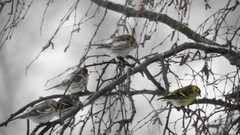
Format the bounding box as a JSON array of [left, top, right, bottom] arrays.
[[88, 38, 113, 49], [45, 76, 71, 91], [16, 102, 51, 119], [160, 88, 189, 100], [88, 44, 111, 49], [111, 40, 129, 48]]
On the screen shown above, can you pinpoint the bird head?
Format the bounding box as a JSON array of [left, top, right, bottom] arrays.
[[118, 35, 138, 49], [74, 67, 88, 77], [192, 85, 201, 97], [81, 67, 88, 77]]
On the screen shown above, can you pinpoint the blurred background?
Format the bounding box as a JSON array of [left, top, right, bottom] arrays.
[[0, 0, 239, 135]]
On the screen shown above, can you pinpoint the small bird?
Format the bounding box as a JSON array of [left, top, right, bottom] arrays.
[[57, 93, 80, 118], [13, 100, 58, 123], [157, 85, 201, 107], [89, 35, 137, 59], [46, 67, 89, 93]]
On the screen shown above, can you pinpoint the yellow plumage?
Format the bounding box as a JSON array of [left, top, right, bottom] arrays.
[[57, 93, 80, 117], [158, 85, 201, 107]]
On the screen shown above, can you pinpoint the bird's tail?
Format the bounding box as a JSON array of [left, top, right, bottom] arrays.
[[87, 44, 110, 49], [11, 116, 19, 121], [10, 114, 26, 122]]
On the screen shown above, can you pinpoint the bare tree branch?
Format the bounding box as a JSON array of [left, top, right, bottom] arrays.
[[90, 0, 219, 46]]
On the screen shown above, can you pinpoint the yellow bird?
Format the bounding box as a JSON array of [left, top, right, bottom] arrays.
[[57, 93, 80, 118], [157, 85, 201, 107]]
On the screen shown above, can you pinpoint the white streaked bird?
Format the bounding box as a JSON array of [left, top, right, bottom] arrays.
[[13, 100, 58, 123], [89, 34, 137, 59], [45, 67, 89, 93]]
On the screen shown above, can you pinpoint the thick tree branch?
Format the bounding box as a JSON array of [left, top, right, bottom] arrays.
[[196, 98, 240, 111], [91, 1, 240, 66], [1, 41, 239, 128], [90, 0, 218, 46], [30, 42, 240, 132], [91, 0, 240, 68]]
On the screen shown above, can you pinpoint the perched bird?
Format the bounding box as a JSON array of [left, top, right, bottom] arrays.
[[13, 100, 58, 123], [46, 67, 89, 93], [89, 35, 137, 59], [157, 85, 201, 107], [57, 93, 80, 118]]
